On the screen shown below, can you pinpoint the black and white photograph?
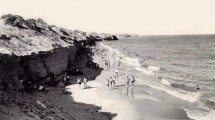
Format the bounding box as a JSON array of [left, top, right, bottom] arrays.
[[0, 0, 214, 120]]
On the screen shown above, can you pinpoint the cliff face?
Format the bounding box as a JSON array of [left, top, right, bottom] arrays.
[[0, 14, 136, 89], [0, 45, 77, 89]]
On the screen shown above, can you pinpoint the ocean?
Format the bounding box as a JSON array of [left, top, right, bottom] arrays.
[[102, 35, 215, 120]]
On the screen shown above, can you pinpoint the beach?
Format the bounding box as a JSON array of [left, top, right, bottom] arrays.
[[66, 43, 192, 120]]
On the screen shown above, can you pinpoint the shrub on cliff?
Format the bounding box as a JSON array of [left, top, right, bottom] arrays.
[[1, 14, 13, 19], [26, 19, 37, 29], [0, 34, 11, 40], [112, 35, 118, 40], [1, 14, 28, 29], [3, 14, 19, 25], [60, 28, 70, 36]]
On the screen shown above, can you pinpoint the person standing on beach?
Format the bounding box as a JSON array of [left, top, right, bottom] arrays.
[[83, 77, 88, 89], [107, 78, 110, 89], [131, 76, 135, 86], [115, 67, 119, 79], [110, 77, 116, 88], [126, 76, 130, 86]]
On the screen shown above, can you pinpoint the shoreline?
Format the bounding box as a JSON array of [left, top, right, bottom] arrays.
[[66, 55, 141, 120], [67, 43, 191, 120]]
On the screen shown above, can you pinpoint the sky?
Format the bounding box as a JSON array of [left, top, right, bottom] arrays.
[[0, 0, 214, 35]]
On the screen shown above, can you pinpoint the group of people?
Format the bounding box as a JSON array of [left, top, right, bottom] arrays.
[[104, 60, 111, 67], [76, 76, 88, 89], [106, 76, 117, 88]]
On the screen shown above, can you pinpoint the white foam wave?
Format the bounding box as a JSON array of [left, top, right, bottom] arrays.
[[161, 79, 171, 86], [135, 66, 155, 76], [147, 66, 160, 72], [136, 76, 201, 102], [121, 57, 141, 67], [186, 109, 215, 120]]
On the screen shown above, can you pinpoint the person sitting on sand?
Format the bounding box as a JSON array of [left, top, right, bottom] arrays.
[[83, 77, 88, 89]]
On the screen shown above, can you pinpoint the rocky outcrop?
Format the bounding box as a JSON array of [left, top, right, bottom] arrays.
[[0, 14, 78, 89], [0, 14, 137, 89]]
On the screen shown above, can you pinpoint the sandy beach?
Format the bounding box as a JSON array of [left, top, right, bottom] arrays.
[[66, 43, 191, 120]]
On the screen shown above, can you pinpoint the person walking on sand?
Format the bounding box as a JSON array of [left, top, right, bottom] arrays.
[[110, 77, 116, 88], [115, 67, 119, 79], [107, 78, 110, 89], [126, 76, 130, 86], [83, 77, 88, 89]]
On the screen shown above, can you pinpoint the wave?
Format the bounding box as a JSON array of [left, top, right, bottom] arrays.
[[100, 43, 201, 103], [171, 83, 197, 92], [205, 99, 215, 109], [161, 79, 171, 86], [147, 66, 161, 72], [147, 82, 201, 102], [121, 57, 141, 67], [186, 109, 215, 120], [135, 66, 155, 76]]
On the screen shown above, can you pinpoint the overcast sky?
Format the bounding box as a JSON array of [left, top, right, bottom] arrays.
[[0, 0, 214, 35]]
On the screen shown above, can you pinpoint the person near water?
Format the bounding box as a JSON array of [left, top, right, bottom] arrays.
[[110, 77, 116, 88], [115, 67, 119, 79], [107, 78, 110, 88], [126, 76, 130, 86], [110, 77, 113, 86], [131, 76, 135, 86], [83, 77, 88, 89], [196, 84, 200, 90]]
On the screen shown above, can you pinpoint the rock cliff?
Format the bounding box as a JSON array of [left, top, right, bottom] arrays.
[[0, 14, 120, 89]]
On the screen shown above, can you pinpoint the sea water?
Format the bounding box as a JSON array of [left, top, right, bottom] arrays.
[[102, 35, 215, 120]]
